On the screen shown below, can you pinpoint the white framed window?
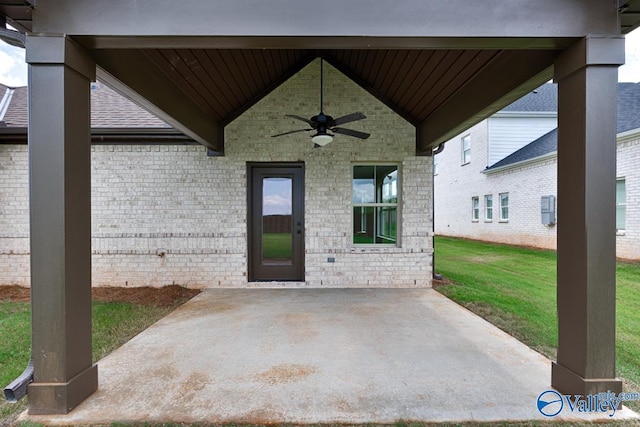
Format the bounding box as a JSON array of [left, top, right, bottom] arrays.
[[353, 165, 399, 245], [617, 178, 626, 232], [499, 192, 509, 221], [485, 195, 493, 221], [461, 135, 471, 165], [472, 196, 479, 221]]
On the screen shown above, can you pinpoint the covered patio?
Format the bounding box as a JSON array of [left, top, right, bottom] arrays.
[[22, 289, 639, 424], [1, 0, 640, 417]]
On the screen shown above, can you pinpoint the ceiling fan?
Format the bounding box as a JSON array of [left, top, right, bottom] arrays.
[[271, 57, 370, 147]]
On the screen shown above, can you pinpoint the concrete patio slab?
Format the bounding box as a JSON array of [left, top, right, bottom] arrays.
[[25, 288, 638, 424]]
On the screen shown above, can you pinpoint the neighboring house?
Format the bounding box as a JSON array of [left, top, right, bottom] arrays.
[[434, 82, 640, 259], [0, 60, 432, 288]]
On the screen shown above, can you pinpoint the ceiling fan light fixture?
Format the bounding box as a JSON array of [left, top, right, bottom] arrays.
[[271, 57, 370, 143], [311, 133, 333, 146]]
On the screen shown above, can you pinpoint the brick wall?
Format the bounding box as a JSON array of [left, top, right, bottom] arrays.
[[0, 144, 29, 285], [615, 134, 640, 259], [434, 123, 640, 259], [0, 60, 433, 288]]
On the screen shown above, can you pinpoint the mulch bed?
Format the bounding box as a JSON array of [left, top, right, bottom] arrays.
[[0, 285, 200, 307]]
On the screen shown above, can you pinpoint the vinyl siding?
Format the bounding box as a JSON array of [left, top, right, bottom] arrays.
[[487, 115, 557, 166]]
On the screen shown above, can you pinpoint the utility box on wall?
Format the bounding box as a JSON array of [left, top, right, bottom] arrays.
[[541, 195, 556, 226]]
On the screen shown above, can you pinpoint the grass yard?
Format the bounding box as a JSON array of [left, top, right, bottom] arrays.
[[434, 236, 640, 413], [263, 232, 293, 260], [0, 288, 197, 425]]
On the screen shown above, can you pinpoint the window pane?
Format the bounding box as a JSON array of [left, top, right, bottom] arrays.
[[472, 197, 479, 220], [485, 195, 493, 220], [617, 179, 626, 230], [377, 206, 397, 243], [353, 166, 375, 203], [462, 135, 471, 164], [353, 165, 399, 245], [500, 193, 509, 220], [617, 180, 626, 203], [262, 177, 292, 263], [617, 205, 626, 231], [353, 206, 375, 244], [378, 166, 398, 203]]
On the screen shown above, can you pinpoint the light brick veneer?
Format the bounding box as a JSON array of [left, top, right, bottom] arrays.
[[0, 60, 433, 288], [615, 134, 640, 259], [435, 122, 640, 260]]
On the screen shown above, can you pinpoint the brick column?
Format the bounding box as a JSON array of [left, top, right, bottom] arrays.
[[25, 35, 98, 414]]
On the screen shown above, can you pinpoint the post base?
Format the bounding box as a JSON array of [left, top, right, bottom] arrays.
[[552, 362, 622, 396], [28, 364, 98, 415]]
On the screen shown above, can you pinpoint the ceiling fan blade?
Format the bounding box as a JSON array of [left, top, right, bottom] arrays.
[[271, 128, 312, 137], [285, 114, 314, 125], [332, 112, 366, 126], [332, 127, 371, 140]]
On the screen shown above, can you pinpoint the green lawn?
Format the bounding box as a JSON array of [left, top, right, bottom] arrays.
[[0, 300, 181, 424], [434, 236, 640, 411], [263, 232, 292, 260]]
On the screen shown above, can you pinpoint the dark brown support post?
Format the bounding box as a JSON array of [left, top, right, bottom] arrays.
[[25, 35, 98, 414], [552, 35, 624, 396]]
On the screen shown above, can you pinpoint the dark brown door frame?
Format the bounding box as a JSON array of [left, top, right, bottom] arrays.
[[247, 162, 305, 281]]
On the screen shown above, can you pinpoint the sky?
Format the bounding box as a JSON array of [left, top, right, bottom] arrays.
[[263, 178, 292, 216], [1, 31, 640, 86]]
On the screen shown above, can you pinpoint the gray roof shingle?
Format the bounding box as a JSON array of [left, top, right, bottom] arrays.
[[1, 82, 169, 128], [2, 86, 27, 127], [501, 83, 557, 112], [618, 83, 640, 133]]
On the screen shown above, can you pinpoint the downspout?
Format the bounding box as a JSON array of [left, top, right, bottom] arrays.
[[432, 143, 445, 280], [3, 359, 33, 402], [0, 13, 33, 403]]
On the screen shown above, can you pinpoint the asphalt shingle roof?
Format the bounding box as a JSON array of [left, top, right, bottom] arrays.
[[0, 82, 168, 128], [618, 82, 640, 133], [2, 86, 28, 127], [501, 83, 557, 112], [486, 83, 640, 171]]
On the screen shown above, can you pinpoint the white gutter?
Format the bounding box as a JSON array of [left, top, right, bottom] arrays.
[[483, 151, 557, 175], [492, 111, 557, 118], [617, 127, 640, 144]]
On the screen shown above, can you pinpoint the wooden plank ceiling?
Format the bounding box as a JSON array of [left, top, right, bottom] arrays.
[[0, 0, 34, 32], [3, 2, 639, 151], [142, 48, 501, 127]]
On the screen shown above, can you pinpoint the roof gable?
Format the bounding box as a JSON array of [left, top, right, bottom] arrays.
[[485, 82, 640, 171]]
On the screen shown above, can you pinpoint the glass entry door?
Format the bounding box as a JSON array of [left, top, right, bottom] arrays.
[[248, 164, 304, 281]]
